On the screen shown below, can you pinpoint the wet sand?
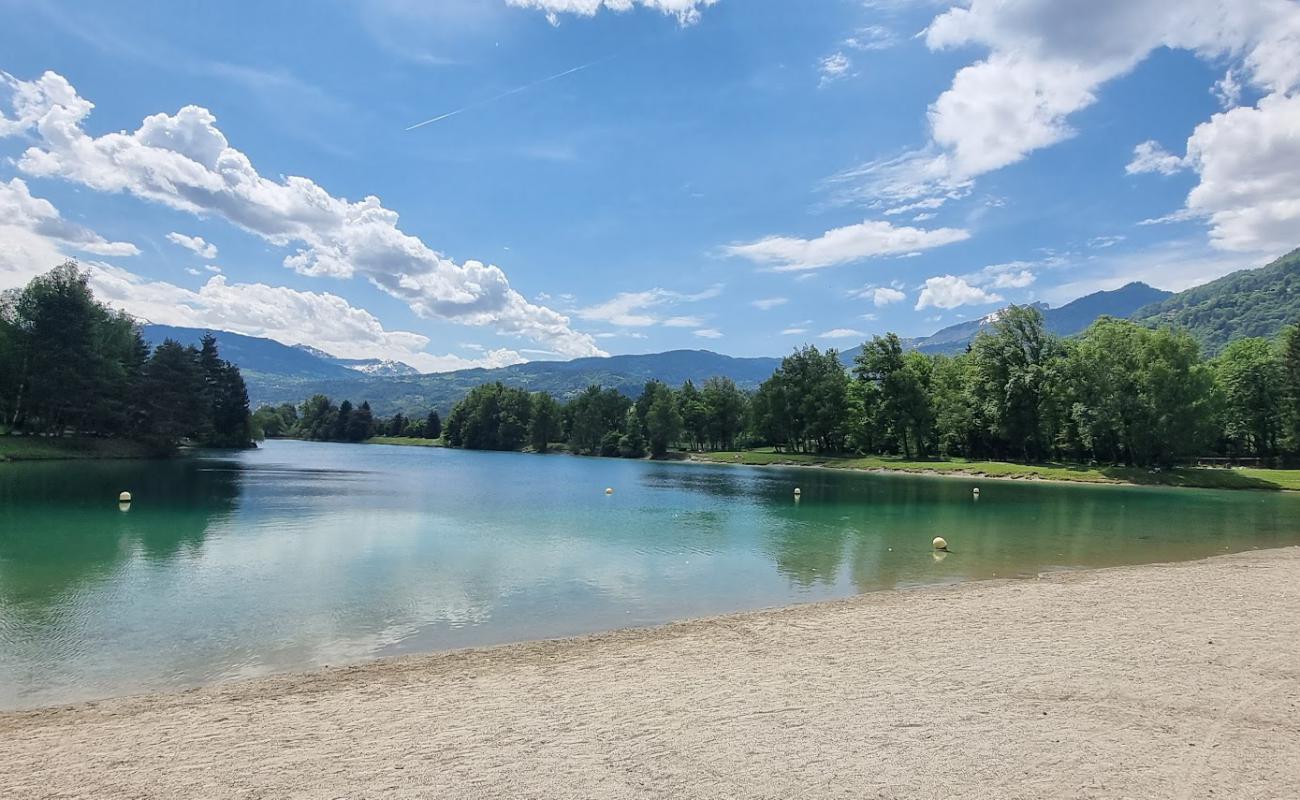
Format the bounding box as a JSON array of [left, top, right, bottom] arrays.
[[3, 547, 1298, 799]]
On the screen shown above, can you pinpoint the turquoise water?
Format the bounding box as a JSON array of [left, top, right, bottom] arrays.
[[2, 439, 1298, 709]]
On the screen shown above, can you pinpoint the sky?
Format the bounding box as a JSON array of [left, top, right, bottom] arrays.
[[1, 0, 1298, 372]]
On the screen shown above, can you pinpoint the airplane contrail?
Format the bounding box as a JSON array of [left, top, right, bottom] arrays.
[[405, 56, 614, 131]]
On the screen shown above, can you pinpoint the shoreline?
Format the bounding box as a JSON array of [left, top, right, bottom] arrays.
[[4, 547, 1298, 798], [685, 450, 1300, 491]]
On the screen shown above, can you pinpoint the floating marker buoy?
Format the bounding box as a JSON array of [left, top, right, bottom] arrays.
[[793, 487, 802, 496], [932, 536, 948, 551], [605, 487, 614, 495], [118, 491, 132, 503], [972, 487, 980, 495]]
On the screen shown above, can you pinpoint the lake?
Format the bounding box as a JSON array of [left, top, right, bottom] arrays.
[[2, 439, 1299, 709]]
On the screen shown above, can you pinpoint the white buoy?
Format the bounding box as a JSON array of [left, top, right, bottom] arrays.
[[793, 487, 802, 496], [932, 536, 948, 551], [118, 491, 132, 503], [972, 487, 980, 495], [605, 487, 614, 495]]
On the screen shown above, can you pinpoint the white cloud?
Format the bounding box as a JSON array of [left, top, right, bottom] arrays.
[[693, 328, 722, 339], [576, 285, 720, 328], [725, 219, 969, 271], [751, 297, 788, 310], [1212, 68, 1243, 109], [781, 327, 808, 335], [0, 70, 603, 358], [987, 269, 1035, 289], [1184, 93, 1300, 253], [166, 231, 218, 259], [1126, 140, 1186, 176], [0, 182, 526, 374], [850, 285, 907, 306], [843, 25, 896, 51], [506, 0, 716, 25], [915, 275, 1003, 310], [819, 328, 866, 339], [834, 0, 1300, 217], [0, 177, 139, 257], [204, 264, 222, 273], [818, 52, 853, 88]]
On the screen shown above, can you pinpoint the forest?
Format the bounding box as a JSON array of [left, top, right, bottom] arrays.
[[418, 306, 1300, 468], [0, 263, 254, 450]]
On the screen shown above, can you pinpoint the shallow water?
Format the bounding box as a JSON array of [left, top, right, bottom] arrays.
[[2, 439, 1298, 709]]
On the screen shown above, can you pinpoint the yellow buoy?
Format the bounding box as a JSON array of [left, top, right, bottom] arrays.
[[118, 491, 132, 503], [605, 487, 614, 495], [932, 536, 948, 551]]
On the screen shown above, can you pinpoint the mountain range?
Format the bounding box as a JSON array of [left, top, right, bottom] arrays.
[[141, 249, 1297, 415]]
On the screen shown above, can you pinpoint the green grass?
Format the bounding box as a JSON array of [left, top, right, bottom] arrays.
[[0, 436, 167, 462], [365, 436, 445, 448], [689, 449, 1300, 491]]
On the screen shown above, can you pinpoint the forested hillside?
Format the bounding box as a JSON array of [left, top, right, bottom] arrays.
[[1133, 248, 1300, 354]]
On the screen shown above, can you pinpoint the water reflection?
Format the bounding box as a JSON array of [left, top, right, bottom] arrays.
[[1, 441, 1299, 709]]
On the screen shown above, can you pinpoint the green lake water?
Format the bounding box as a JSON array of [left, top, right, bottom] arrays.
[[2, 439, 1299, 709]]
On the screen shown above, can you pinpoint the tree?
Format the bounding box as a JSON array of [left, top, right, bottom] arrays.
[[425, 410, 442, 440], [676, 380, 708, 450], [528, 393, 562, 453], [1216, 337, 1285, 458], [567, 385, 630, 455], [346, 400, 374, 442], [854, 334, 934, 457], [142, 340, 205, 444], [646, 389, 684, 457], [701, 376, 745, 451], [968, 305, 1063, 461], [1282, 325, 1300, 457]]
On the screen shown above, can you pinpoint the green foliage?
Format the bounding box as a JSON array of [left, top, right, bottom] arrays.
[[1215, 338, 1286, 457], [0, 263, 252, 450], [1132, 248, 1300, 355]]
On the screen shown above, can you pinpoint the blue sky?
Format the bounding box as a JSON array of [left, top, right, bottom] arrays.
[[2, 0, 1298, 371]]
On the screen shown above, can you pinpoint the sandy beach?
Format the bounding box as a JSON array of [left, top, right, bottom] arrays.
[[3, 548, 1298, 800]]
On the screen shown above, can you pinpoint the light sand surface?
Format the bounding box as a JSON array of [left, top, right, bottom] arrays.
[[3, 548, 1299, 800]]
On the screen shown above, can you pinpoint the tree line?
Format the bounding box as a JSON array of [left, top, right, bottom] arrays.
[[434, 306, 1300, 467], [253, 396, 441, 443], [0, 263, 254, 449]]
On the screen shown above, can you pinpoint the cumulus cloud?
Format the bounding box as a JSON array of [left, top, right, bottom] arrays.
[[725, 219, 969, 271], [576, 285, 721, 327], [0, 177, 139, 257], [0, 179, 524, 374], [832, 0, 1300, 249], [1184, 93, 1300, 253], [850, 285, 906, 306], [506, 0, 716, 25], [1126, 140, 1187, 175], [915, 275, 1002, 310], [166, 231, 218, 259], [0, 70, 602, 358]]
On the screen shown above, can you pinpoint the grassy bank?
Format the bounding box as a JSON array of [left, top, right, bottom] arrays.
[[365, 436, 445, 448], [689, 449, 1300, 491], [0, 436, 168, 462]]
